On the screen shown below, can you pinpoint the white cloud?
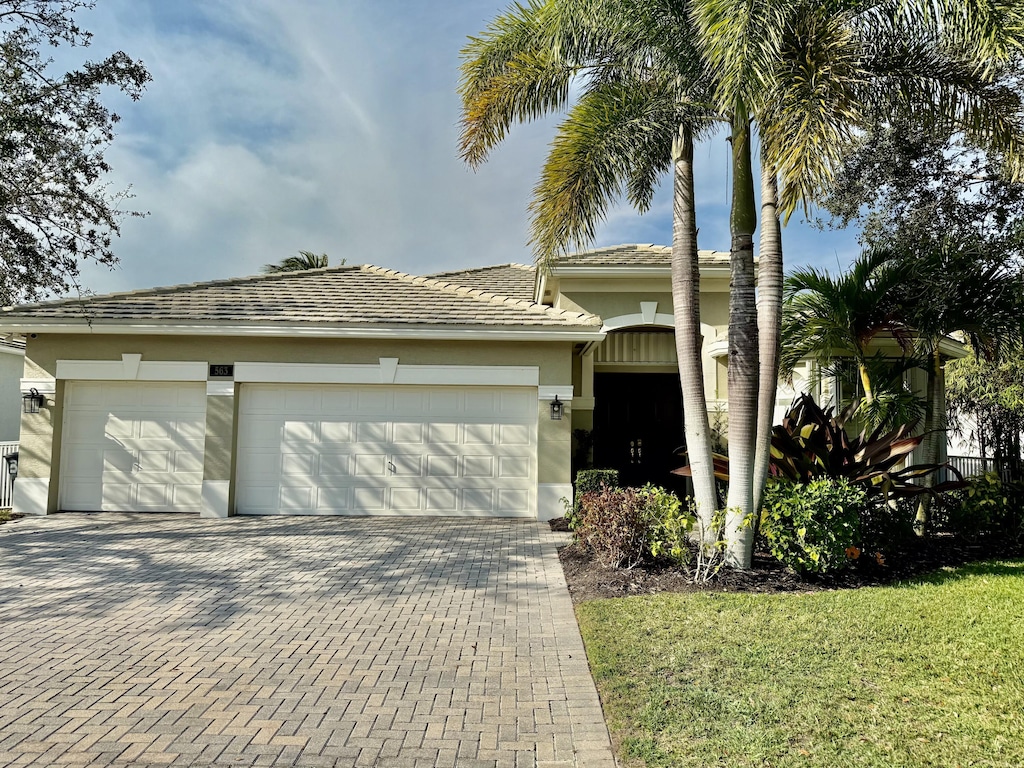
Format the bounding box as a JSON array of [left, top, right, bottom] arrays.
[[74, 0, 860, 296]]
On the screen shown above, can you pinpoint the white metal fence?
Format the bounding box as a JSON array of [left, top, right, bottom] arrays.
[[0, 441, 17, 508], [947, 455, 1021, 483]]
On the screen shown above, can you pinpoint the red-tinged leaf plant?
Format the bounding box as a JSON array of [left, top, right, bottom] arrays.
[[675, 393, 965, 501]]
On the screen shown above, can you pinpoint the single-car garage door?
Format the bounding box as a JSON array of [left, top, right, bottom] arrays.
[[236, 383, 537, 517], [60, 381, 207, 512]]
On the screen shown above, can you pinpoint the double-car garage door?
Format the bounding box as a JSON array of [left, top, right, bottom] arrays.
[[59, 381, 537, 517], [235, 383, 536, 517]]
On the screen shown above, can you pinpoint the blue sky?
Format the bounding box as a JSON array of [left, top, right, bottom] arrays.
[[71, 0, 862, 295]]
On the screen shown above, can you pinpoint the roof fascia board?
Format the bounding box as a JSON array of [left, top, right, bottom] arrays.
[[1, 322, 605, 342]]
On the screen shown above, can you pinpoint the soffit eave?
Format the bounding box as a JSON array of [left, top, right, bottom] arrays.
[[551, 265, 732, 278], [0, 320, 607, 343]]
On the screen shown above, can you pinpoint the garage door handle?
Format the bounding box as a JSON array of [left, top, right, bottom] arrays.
[[388, 461, 396, 474]]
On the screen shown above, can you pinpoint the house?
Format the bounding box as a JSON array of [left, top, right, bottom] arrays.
[[0, 244, 927, 521], [0, 338, 25, 442]]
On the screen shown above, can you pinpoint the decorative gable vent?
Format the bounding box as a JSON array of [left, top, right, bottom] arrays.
[[594, 330, 677, 365]]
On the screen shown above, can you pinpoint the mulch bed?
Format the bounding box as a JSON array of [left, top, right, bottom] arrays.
[[551, 517, 1024, 603]]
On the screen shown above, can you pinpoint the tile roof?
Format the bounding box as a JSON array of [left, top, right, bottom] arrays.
[[427, 263, 537, 301], [553, 243, 730, 267], [0, 265, 600, 329]]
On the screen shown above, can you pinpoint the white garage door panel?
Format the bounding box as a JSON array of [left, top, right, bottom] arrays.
[[236, 383, 537, 517], [61, 381, 207, 512]]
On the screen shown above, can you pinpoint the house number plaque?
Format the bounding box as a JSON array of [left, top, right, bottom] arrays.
[[209, 364, 234, 378]]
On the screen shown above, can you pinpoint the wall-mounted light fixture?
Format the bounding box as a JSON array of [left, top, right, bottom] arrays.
[[22, 388, 44, 414], [550, 395, 564, 421]]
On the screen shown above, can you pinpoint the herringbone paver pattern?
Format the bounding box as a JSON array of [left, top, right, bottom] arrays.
[[0, 514, 615, 767]]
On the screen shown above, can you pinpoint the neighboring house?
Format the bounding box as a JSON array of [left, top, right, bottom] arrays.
[[0, 338, 25, 443], [0, 244, 950, 520]]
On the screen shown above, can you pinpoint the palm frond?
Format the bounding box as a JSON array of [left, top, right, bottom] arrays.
[[263, 251, 330, 273], [528, 78, 683, 261]]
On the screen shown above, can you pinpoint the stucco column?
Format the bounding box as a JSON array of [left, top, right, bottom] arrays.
[[11, 379, 57, 516], [537, 386, 573, 521], [201, 382, 236, 518]]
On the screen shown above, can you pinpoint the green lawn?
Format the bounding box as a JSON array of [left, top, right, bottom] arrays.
[[577, 560, 1024, 767]]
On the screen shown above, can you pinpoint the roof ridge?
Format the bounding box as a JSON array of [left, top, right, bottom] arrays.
[[360, 265, 600, 325], [1, 265, 363, 312]]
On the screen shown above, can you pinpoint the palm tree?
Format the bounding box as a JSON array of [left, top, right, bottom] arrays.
[[690, 0, 1024, 566], [780, 248, 914, 410], [263, 251, 332, 273], [459, 0, 723, 536], [899, 237, 1024, 532], [753, 155, 782, 513], [781, 237, 1024, 531], [463, 0, 1024, 568]]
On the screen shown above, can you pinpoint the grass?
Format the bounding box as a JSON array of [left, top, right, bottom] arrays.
[[576, 560, 1024, 767]]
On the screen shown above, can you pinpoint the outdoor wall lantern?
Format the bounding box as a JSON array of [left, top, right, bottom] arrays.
[[550, 395, 564, 421], [22, 388, 44, 414]]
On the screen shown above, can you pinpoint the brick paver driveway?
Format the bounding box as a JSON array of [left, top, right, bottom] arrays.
[[0, 514, 616, 768]]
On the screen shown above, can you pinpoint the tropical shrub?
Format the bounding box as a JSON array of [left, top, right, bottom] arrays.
[[642, 485, 695, 566], [674, 394, 964, 501], [859, 496, 917, 558], [569, 468, 620, 529], [576, 483, 697, 569], [769, 393, 964, 500], [934, 473, 1024, 543], [576, 485, 651, 568], [760, 478, 866, 574]]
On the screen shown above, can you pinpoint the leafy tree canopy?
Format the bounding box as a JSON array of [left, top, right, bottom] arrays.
[[820, 120, 1024, 264], [0, 0, 150, 307], [817, 118, 1024, 469]]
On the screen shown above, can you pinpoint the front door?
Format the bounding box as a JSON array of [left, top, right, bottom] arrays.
[[593, 372, 685, 489]]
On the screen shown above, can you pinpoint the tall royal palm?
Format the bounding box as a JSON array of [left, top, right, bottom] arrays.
[[690, 0, 1024, 565], [459, 0, 724, 535]]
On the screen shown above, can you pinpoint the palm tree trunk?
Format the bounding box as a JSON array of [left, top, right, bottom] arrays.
[[753, 154, 782, 514], [671, 124, 718, 541], [858, 362, 874, 403], [914, 345, 944, 535], [725, 106, 759, 570]]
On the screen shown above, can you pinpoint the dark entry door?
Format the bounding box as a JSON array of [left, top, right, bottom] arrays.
[[593, 372, 685, 488]]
